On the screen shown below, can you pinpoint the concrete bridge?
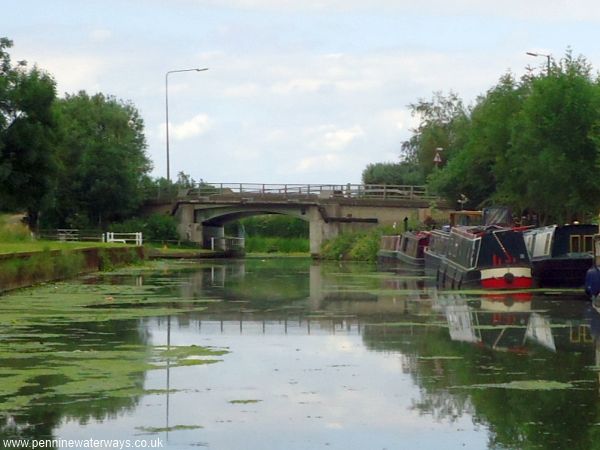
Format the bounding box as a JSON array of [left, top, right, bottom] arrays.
[[154, 183, 448, 257]]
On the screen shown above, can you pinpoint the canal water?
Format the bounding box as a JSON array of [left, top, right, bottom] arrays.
[[1, 258, 600, 449]]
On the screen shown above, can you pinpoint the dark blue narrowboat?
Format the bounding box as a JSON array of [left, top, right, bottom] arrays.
[[523, 223, 598, 287], [437, 225, 533, 290]]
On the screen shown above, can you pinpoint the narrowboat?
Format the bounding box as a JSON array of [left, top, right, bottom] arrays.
[[424, 228, 450, 275], [396, 231, 430, 267], [523, 223, 598, 287], [378, 231, 430, 268], [437, 225, 533, 290]]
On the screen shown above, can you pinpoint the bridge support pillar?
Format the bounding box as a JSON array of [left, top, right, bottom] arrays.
[[174, 203, 203, 244], [202, 225, 225, 250]]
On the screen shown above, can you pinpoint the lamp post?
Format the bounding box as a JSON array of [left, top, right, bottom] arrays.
[[526, 52, 551, 75], [165, 68, 208, 182]]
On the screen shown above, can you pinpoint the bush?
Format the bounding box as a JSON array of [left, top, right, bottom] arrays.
[[321, 226, 395, 261], [109, 214, 178, 242], [228, 215, 309, 238]]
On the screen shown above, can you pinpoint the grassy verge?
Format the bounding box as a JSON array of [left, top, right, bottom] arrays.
[[0, 241, 127, 255]]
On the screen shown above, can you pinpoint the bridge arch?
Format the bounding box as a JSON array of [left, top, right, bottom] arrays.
[[198, 206, 310, 226]]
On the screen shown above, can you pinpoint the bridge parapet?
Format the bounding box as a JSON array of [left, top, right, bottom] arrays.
[[180, 182, 438, 202]]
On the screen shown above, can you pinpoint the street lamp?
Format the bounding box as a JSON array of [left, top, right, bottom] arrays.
[[526, 52, 551, 75], [165, 67, 208, 182]]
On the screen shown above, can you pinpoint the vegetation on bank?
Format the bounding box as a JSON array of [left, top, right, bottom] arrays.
[[0, 215, 144, 290], [321, 226, 395, 262], [227, 215, 310, 254]]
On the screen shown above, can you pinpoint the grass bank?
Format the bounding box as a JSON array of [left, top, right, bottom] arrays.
[[0, 246, 145, 292]]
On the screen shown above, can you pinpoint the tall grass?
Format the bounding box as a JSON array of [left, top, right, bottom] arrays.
[[0, 216, 32, 242], [245, 236, 309, 254]]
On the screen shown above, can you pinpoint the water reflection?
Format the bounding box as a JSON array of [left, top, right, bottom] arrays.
[[4, 258, 600, 449]]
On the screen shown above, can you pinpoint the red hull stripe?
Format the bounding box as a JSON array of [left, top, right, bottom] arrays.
[[481, 277, 533, 289]]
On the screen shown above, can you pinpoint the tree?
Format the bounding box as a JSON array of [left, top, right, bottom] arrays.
[[401, 91, 470, 176], [495, 52, 600, 224], [0, 37, 58, 228], [429, 73, 526, 209], [49, 92, 151, 227], [361, 161, 424, 185]]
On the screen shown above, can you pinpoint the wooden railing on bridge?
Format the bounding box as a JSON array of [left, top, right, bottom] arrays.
[[178, 183, 437, 202]]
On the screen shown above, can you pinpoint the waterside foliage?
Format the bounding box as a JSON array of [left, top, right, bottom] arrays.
[[321, 226, 394, 261]]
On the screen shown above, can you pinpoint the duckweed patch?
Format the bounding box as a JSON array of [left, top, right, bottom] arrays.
[[0, 272, 230, 417], [135, 425, 204, 433], [461, 380, 574, 390], [229, 399, 262, 404]]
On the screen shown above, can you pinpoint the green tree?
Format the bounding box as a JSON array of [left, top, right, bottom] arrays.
[[361, 161, 425, 185], [429, 73, 526, 208], [49, 91, 151, 227], [495, 52, 600, 224], [401, 91, 469, 176], [0, 37, 58, 228]]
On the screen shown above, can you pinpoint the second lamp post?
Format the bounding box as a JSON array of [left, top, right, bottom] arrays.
[[165, 67, 208, 182]]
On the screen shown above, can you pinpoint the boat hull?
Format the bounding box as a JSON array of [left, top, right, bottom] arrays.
[[532, 256, 593, 287], [439, 262, 533, 290]]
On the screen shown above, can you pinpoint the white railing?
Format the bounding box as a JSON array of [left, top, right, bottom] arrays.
[[104, 232, 143, 246], [181, 183, 434, 201], [210, 236, 245, 252]]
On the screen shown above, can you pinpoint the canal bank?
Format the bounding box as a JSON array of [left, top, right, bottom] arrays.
[[0, 245, 145, 293]]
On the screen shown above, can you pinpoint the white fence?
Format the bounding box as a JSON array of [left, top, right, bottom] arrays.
[[42, 229, 143, 246], [103, 232, 143, 246], [210, 236, 245, 252]]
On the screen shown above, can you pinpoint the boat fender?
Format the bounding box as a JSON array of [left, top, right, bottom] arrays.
[[504, 272, 515, 284], [585, 266, 600, 301]]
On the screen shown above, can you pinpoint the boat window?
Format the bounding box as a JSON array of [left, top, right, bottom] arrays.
[[524, 233, 534, 255], [543, 233, 552, 255], [584, 235, 594, 253], [571, 235, 581, 253], [527, 229, 553, 258]]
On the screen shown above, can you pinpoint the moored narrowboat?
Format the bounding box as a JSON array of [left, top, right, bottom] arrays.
[[437, 225, 533, 290], [377, 231, 430, 267], [424, 228, 450, 275], [523, 223, 597, 287]]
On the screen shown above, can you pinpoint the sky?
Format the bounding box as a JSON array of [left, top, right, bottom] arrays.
[[4, 0, 600, 184]]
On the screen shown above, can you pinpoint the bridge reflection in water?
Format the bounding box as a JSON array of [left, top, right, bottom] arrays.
[[154, 259, 600, 363]]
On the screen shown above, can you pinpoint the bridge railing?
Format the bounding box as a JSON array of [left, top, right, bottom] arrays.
[[182, 183, 436, 201]]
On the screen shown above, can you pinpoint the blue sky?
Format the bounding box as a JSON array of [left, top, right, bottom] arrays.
[[4, 1, 600, 184]]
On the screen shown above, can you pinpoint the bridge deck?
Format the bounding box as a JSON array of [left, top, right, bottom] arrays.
[[179, 182, 439, 202]]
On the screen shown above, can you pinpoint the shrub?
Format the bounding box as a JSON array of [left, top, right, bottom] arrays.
[[109, 214, 178, 242], [321, 226, 396, 261]]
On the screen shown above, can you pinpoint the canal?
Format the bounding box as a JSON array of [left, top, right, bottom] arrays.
[[1, 258, 599, 449]]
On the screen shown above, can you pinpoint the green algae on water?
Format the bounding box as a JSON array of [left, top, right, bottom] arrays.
[[135, 425, 204, 433], [460, 380, 574, 390]]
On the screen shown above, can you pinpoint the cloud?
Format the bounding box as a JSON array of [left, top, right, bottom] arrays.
[[271, 78, 326, 94], [178, 0, 600, 21], [25, 54, 107, 95], [309, 125, 365, 151], [160, 114, 213, 141], [89, 29, 112, 43], [223, 83, 260, 97], [295, 153, 341, 172]]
